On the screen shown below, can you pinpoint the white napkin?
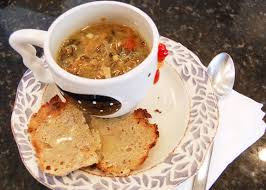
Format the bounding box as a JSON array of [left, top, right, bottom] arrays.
[[175, 90, 266, 190]]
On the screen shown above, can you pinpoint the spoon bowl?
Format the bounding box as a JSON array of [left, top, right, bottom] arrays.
[[207, 53, 235, 97]]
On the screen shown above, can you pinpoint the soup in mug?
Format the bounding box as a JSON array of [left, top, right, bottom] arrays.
[[56, 23, 150, 79]]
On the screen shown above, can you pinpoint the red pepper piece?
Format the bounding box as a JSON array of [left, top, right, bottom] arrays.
[[158, 43, 168, 62], [154, 69, 160, 84], [123, 37, 136, 51]]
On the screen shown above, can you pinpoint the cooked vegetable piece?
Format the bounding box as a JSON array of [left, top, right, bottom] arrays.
[[123, 37, 136, 51]]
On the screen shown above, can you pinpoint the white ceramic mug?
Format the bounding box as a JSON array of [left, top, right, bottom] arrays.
[[9, 1, 160, 118]]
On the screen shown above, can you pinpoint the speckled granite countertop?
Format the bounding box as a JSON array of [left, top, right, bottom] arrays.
[[0, 0, 265, 190]]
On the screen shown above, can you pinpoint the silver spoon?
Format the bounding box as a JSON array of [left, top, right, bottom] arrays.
[[192, 52, 235, 190]]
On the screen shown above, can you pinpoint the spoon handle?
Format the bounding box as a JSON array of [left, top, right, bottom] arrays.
[[192, 142, 214, 190]]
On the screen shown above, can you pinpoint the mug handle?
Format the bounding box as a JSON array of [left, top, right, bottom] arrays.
[[9, 29, 54, 83]]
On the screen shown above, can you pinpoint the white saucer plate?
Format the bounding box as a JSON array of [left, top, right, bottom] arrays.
[[11, 37, 219, 190]]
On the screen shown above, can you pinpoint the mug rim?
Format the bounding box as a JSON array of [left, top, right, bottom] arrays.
[[44, 1, 160, 85]]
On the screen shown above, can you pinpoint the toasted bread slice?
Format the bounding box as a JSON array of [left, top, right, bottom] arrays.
[[90, 109, 159, 176], [28, 96, 101, 176]]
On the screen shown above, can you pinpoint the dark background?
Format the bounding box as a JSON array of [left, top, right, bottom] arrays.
[[0, 0, 265, 189]]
